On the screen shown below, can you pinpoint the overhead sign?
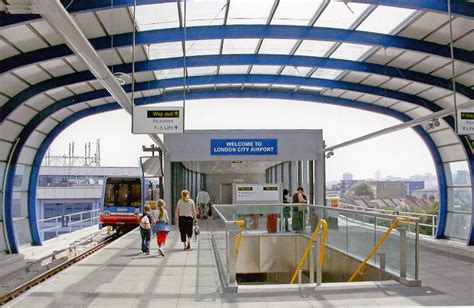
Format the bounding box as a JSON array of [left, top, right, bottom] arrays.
[[210, 139, 278, 155], [457, 109, 474, 135], [132, 106, 183, 134], [234, 184, 281, 204]]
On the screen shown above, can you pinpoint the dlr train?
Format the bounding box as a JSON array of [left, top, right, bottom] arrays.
[[99, 177, 158, 232]]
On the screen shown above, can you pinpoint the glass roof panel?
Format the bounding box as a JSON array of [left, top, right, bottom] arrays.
[[181, 0, 227, 27], [314, 2, 370, 29], [148, 42, 183, 59], [281, 66, 313, 77], [271, 0, 324, 26], [227, 0, 274, 25], [259, 39, 298, 54], [187, 66, 218, 76], [330, 43, 372, 61], [133, 3, 179, 31], [312, 68, 344, 80], [154, 68, 183, 80], [250, 66, 281, 75], [186, 39, 221, 56], [295, 40, 334, 57], [222, 39, 260, 54], [219, 65, 250, 74], [357, 6, 416, 34]]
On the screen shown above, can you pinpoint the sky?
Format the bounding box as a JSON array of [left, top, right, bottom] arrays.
[[49, 98, 436, 182]]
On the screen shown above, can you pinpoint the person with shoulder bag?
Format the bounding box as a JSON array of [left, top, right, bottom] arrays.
[[138, 204, 154, 255], [176, 190, 197, 250]]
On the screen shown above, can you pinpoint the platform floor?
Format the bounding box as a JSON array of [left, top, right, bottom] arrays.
[[7, 220, 474, 307]]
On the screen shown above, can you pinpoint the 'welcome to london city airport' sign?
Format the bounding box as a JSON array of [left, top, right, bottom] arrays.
[[210, 139, 278, 155]]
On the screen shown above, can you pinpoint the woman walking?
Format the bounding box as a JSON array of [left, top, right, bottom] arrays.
[[152, 199, 170, 256], [176, 190, 197, 250]]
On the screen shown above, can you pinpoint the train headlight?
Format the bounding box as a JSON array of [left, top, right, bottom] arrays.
[[102, 211, 111, 217]]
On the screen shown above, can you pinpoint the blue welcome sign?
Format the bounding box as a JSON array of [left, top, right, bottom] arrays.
[[210, 139, 278, 155]]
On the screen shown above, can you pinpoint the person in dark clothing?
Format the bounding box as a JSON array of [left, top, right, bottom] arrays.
[[138, 204, 154, 255], [282, 188, 291, 232], [292, 187, 307, 232]]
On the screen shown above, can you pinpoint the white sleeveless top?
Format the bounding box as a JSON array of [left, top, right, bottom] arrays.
[[177, 199, 195, 217]]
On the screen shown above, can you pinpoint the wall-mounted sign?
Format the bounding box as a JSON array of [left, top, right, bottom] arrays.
[[132, 106, 183, 134], [233, 184, 281, 204], [457, 109, 474, 135], [210, 139, 278, 155]]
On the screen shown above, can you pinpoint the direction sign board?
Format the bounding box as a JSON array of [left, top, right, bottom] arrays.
[[133, 106, 184, 134], [457, 109, 474, 135]]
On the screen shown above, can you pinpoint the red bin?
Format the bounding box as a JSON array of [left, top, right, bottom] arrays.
[[266, 214, 278, 233]]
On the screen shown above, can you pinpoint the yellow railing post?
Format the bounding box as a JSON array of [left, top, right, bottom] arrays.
[[234, 220, 245, 254], [290, 219, 328, 284], [348, 217, 412, 282]]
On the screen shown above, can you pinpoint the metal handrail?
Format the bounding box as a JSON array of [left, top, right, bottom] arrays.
[[290, 219, 328, 284], [38, 209, 101, 238], [234, 220, 245, 253], [348, 217, 414, 282], [38, 209, 101, 223]]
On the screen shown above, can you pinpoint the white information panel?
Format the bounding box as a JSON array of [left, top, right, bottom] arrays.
[[233, 183, 281, 204], [457, 109, 474, 135], [133, 106, 183, 134]]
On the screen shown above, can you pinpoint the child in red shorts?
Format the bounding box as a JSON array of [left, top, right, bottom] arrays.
[[152, 199, 170, 256]]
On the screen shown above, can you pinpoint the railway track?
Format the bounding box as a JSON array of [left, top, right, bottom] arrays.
[[0, 233, 119, 305]]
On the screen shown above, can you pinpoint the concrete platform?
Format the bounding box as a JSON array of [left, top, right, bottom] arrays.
[[6, 220, 474, 307]]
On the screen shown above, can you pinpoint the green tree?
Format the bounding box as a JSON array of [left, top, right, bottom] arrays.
[[353, 181, 374, 199]]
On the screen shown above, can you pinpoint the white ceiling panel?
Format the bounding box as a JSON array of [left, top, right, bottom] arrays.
[[410, 56, 451, 74], [0, 74, 29, 97], [430, 129, 460, 147], [181, 0, 226, 27], [148, 42, 183, 59], [186, 39, 221, 56], [227, 0, 274, 25], [24, 94, 55, 111], [1, 25, 49, 52], [281, 66, 313, 77], [134, 2, 180, 31], [222, 39, 259, 54], [18, 147, 36, 166], [454, 32, 474, 51], [36, 117, 58, 134], [295, 40, 334, 57], [439, 144, 467, 163], [25, 131, 46, 149], [88, 80, 105, 90], [133, 71, 155, 82], [0, 94, 8, 107], [187, 66, 217, 77], [340, 91, 363, 100], [64, 55, 88, 72], [360, 74, 390, 87], [30, 20, 64, 46], [74, 12, 107, 38], [417, 87, 452, 101], [331, 43, 373, 61], [388, 51, 428, 69], [45, 87, 73, 101], [219, 65, 250, 75], [271, 0, 322, 26], [117, 46, 148, 63], [315, 2, 369, 29], [405, 107, 432, 119], [87, 98, 108, 107], [322, 88, 346, 97], [357, 93, 380, 103], [357, 6, 415, 34], [381, 78, 411, 91], [96, 8, 133, 35], [154, 68, 183, 80], [67, 103, 90, 113], [0, 120, 23, 142], [456, 70, 474, 87], [430, 61, 472, 80], [425, 17, 474, 46], [365, 47, 404, 65], [373, 97, 399, 108], [434, 94, 469, 110], [67, 83, 94, 95], [390, 101, 417, 113], [398, 12, 448, 39], [40, 59, 76, 77], [0, 141, 13, 161], [51, 109, 73, 122], [0, 38, 20, 60], [342, 71, 369, 83], [259, 39, 298, 55], [8, 105, 37, 125], [13, 65, 51, 85], [250, 66, 281, 75], [398, 82, 431, 95], [312, 68, 343, 80], [98, 49, 123, 66]]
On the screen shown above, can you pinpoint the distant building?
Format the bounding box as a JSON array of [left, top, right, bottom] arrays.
[[343, 172, 353, 181], [375, 171, 381, 181], [455, 170, 469, 186], [411, 188, 439, 200], [375, 180, 424, 198]]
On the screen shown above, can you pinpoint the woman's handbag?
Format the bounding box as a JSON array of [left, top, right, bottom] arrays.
[[194, 223, 200, 236]]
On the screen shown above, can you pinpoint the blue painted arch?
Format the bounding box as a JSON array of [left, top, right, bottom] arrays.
[[2, 54, 473, 123], [4, 88, 450, 252], [2, 25, 473, 76], [1, 0, 473, 29]]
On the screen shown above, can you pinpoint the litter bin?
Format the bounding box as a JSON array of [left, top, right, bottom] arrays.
[[266, 214, 278, 233]]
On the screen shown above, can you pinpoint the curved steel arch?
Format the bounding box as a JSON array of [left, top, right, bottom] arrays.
[[8, 88, 448, 252], [1, 0, 473, 29], [2, 25, 473, 75], [3, 54, 473, 123]]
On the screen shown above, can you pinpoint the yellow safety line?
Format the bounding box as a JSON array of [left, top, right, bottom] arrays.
[[290, 219, 328, 284], [348, 217, 412, 282], [234, 220, 245, 254]]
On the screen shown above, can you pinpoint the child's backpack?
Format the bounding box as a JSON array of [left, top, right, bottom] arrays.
[[140, 214, 151, 230]]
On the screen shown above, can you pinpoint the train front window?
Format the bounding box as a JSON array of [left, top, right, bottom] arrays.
[[116, 184, 129, 206], [130, 184, 141, 207], [105, 184, 115, 206]]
